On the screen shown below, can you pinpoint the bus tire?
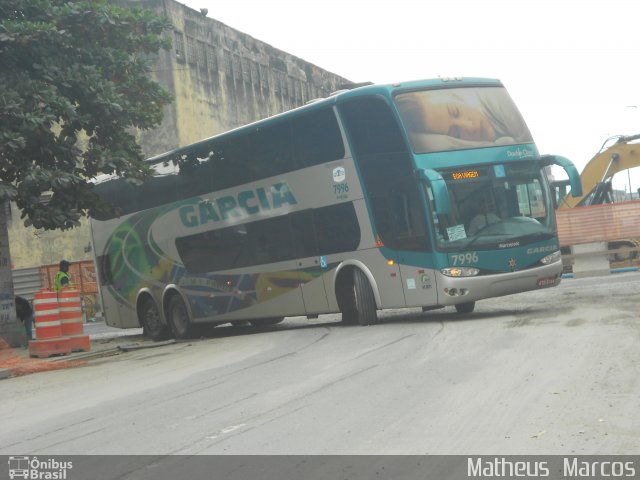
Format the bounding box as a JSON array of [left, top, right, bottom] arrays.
[[353, 268, 378, 326], [454, 301, 475, 314], [140, 296, 171, 341], [167, 295, 196, 339], [249, 317, 284, 327], [340, 309, 358, 325], [336, 270, 357, 325]]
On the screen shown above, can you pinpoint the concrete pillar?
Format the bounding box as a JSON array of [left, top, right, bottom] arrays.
[[0, 202, 27, 348], [571, 242, 611, 278]]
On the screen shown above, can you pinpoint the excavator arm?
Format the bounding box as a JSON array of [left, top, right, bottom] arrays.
[[558, 134, 640, 209], [555, 134, 640, 267]]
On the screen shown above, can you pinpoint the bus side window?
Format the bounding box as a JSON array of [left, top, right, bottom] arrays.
[[339, 97, 407, 157], [370, 196, 394, 242], [289, 210, 317, 259], [387, 181, 431, 251], [340, 97, 425, 251], [293, 108, 345, 167], [213, 138, 253, 189], [252, 122, 293, 179], [290, 204, 361, 259], [313, 203, 361, 254], [246, 216, 293, 264]]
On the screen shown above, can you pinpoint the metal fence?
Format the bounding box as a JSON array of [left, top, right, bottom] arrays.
[[39, 260, 97, 294], [39, 260, 100, 320], [556, 200, 640, 247]]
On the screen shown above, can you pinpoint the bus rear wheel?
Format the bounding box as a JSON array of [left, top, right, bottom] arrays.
[[167, 295, 197, 339], [454, 301, 475, 314], [353, 269, 378, 326], [140, 297, 171, 341]]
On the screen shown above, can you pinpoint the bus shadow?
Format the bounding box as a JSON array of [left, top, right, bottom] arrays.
[[191, 318, 343, 341], [187, 305, 551, 341], [374, 308, 539, 325]]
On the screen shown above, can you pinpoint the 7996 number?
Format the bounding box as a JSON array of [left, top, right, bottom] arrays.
[[452, 252, 479, 265]]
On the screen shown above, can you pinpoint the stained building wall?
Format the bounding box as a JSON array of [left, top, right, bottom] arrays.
[[8, 0, 353, 269]]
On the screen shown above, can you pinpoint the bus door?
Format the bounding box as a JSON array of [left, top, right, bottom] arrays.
[[289, 210, 330, 314], [382, 181, 439, 308], [362, 196, 407, 308], [395, 253, 438, 308]]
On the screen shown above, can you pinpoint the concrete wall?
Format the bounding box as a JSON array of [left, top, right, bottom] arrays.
[[8, 0, 352, 269], [7, 204, 94, 269]]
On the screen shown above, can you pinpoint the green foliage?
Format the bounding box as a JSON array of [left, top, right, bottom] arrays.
[[0, 0, 173, 229]]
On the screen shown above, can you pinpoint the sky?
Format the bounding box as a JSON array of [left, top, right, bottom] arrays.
[[179, 0, 640, 193]]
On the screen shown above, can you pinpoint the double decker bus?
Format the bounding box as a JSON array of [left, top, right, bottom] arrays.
[[90, 77, 582, 340]]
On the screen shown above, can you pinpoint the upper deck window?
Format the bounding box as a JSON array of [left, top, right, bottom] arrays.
[[91, 107, 345, 220], [395, 87, 533, 153]]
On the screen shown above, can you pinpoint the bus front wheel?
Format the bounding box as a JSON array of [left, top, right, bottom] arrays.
[[140, 297, 171, 341], [167, 295, 196, 339], [454, 301, 475, 314], [353, 269, 378, 326]]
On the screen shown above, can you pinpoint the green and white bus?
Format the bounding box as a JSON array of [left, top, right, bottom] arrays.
[[90, 77, 582, 340]]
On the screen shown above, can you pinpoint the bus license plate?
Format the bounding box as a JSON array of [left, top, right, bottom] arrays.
[[537, 276, 557, 287]]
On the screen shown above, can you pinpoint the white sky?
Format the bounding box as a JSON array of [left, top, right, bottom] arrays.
[[180, 0, 640, 193]]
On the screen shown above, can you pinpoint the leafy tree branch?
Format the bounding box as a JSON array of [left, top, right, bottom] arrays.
[[0, 0, 173, 229]]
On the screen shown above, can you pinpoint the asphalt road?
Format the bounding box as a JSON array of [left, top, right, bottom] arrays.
[[1, 273, 638, 455]]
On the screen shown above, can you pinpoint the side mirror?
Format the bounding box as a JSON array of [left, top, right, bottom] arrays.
[[419, 168, 451, 215], [541, 155, 583, 198]]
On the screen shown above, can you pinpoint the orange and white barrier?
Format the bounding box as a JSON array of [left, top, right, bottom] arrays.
[[28, 289, 91, 358], [33, 290, 63, 339], [59, 289, 83, 335], [57, 288, 90, 352], [29, 290, 71, 358]]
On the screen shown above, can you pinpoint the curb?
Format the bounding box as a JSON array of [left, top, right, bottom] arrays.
[[0, 346, 123, 379], [0, 333, 156, 380], [49, 347, 122, 362], [117, 339, 176, 352], [561, 266, 639, 279]]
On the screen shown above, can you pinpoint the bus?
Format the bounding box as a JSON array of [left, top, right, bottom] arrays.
[[90, 77, 582, 340]]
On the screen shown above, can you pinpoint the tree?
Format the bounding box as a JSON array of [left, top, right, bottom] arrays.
[[0, 0, 173, 346]]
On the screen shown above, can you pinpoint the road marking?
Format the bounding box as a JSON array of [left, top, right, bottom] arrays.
[[206, 423, 247, 440], [221, 423, 246, 434]]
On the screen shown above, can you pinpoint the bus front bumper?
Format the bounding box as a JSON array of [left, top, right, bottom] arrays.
[[434, 261, 563, 306]]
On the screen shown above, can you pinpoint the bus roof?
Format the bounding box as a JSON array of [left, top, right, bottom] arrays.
[[145, 77, 505, 166], [333, 76, 503, 100]]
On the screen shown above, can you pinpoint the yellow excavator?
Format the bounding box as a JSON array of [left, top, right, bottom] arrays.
[[555, 133, 640, 208], [553, 133, 640, 264]]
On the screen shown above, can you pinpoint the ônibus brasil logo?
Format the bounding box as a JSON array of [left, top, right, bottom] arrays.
[[8, 456, 73, 480]]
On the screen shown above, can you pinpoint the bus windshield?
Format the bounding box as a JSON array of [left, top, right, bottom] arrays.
[[428, 162, 555, 250], [396, 86, 533, 153]]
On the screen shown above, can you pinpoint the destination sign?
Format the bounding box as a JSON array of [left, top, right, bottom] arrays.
[[450, 170, 480, 180]]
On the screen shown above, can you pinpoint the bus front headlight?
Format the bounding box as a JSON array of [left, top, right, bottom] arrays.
[[540, 250, 562, 265], [441, 267, 480, 277]]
